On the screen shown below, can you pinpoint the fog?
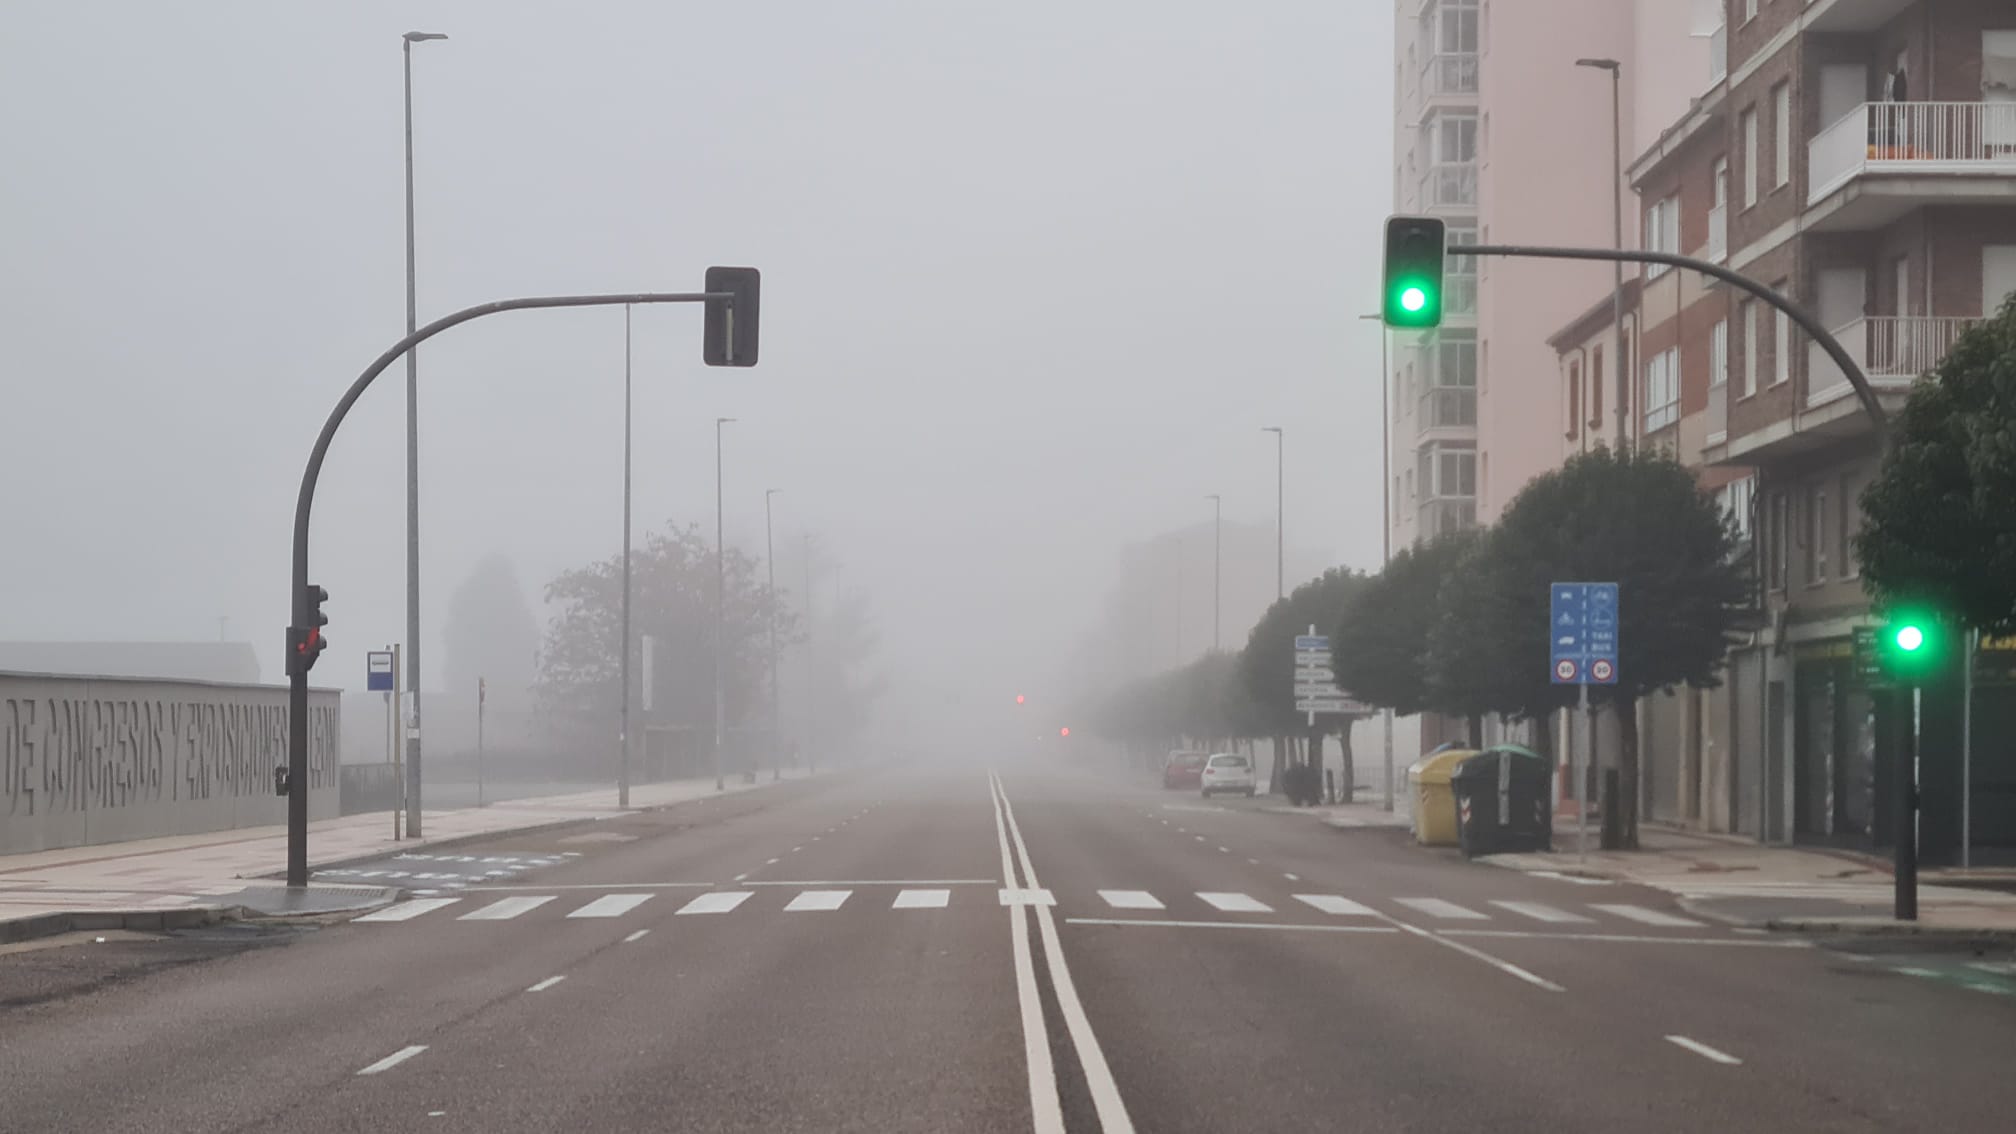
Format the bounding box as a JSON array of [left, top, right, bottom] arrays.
[[0, 1, 1392, 751]]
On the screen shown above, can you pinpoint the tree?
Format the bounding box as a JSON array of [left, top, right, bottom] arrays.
[[442, 553, 540, 714], [1422, 527, 1568, 745], [1332, 530, 1481, 717], [1858, 295, 2016, 633], [1239, 568, 1372, 802], [1483, 447, 1749, 848]]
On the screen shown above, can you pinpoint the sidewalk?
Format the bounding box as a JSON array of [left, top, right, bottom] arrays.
[[1480, 824, 2016, 936], [0, 771, 813, 942], [1258, 790, 1415, 830]]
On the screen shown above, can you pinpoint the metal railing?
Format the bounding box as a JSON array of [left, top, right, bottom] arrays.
[[1420, 162, 1478, 208], [1423, 52, 1479, 97], [1810, 102, 2016, 204], [1806, 316, 1980, 407], [1419, 497, 1477, 537], [1419, 386, 1478, 429]]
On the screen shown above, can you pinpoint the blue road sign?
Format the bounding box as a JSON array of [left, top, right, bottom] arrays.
[[366, 651, 395, 693], [1294, 634, 1329, 651], [1550, 582, 1619, 686]]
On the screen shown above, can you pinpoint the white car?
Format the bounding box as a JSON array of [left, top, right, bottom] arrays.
[[1200, 753, 1256, 798]]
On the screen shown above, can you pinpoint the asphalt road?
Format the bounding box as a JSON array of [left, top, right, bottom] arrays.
[[3, 756, 2013, 1132]]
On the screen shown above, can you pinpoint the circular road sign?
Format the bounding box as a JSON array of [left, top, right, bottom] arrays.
[[1591, 659, 1615, 682], [1555, 659, 1578, 682]]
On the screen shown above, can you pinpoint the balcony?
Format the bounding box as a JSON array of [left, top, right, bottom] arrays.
[[1419, 386, 1478, 429], [1708, 23, 1726, 86], [1705, 202, 1727, 263], [1419, 162, 1478, 210], [1422, 52, 1479, 99], [1419, 497, 1478, 537], [1807, 316, 1981, 408], [1808, 103, 2016, 229], [1704, 380, 1728, 451]]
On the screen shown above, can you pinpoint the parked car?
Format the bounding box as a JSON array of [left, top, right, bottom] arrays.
[[1200, 752, 1257, 798], [1162, 750, 1208, 790]]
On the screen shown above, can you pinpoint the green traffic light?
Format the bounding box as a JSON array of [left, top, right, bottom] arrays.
[[1399, 285, 1428, 313], [1895, 625, 1925, 652]]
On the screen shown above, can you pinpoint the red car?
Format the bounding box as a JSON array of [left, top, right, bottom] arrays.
[[1162, 751, 1208, 790]]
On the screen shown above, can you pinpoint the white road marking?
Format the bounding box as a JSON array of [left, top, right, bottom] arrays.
[[791, 846, 804, 853], [784, 889, 851, 911], [1440, 929, 1809, 948], [893, 889, 951, 909], [991, 774, 1062, 1133], [1524, 870, 1615, 886], [464, 882, 713, 891], [1491, 900, 1594, 924], [1217, 846, 1230, 853], [458, 896, 556, 921], [766, 858, 780, 865], [1396, 898, 1488, 921], [1591, 903, 1704, 928], [566, 893, 654, 919], [676, 891, 754, 915], [1283, 873, 1300, 882], [1389, 921, 1566, 992], [1294, 894, 1378, 917], [356, 1045, 428, 1075], [733, 873, 750, 882], [354, 898, 460, 923], [1665, 1035, 1742, 1065], [744, 879, 996, 886], [999, 888, 1058, 906], [622, 929, 651, 943], [1098, 890, 1166, 910], [1067, 918, 1397, 934], [527, 975, 567, 992], [994, 772, 1134, 1133], [1193, 835, 1206, 842], [1198, 892, 1273, 913], [1247, 858, 1260, 865]]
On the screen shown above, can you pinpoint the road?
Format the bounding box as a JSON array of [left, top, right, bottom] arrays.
[[3, 757, 2013, 1132]]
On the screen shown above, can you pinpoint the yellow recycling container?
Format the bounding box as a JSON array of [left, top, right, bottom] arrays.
[[1406, 749, 1477, 846]]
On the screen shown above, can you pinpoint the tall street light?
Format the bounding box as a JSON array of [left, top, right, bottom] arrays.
[[714, 417, 736, 791], [401, 29, 447, 837], [1261, 426, 1284, 600], [619, 306, 635, 807], [1204, 494, 1222, 653], [1577, 56, 1628, 452], [1360, 311, 1396, 811], [765, 488, 781, 783]]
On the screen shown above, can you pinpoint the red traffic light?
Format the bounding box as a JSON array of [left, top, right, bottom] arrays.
[[1016, 694, 1026, 705], [1059, 727, 1070, 738]]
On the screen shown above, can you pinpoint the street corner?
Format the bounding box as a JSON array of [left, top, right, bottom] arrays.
[[223, 884, 404, 921]]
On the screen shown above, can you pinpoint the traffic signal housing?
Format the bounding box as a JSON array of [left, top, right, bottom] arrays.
[[702, 266, 760, 367], [1382, 216, 1446, 329], [289, 584, 329, 677], [1876, 608, 1947, 686]]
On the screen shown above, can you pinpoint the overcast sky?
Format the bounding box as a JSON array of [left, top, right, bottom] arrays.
[[0, 1, 1392, 733]]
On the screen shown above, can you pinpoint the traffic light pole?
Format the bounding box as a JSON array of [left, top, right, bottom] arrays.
[[1896, 685, 1920, 920], [285, 290, 729, 888]]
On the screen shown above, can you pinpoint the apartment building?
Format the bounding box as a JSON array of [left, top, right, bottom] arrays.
[[1549, 0, 2016, 858]]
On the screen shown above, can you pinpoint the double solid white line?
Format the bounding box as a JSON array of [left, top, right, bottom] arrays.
[[991, 771, 1134, 1134]]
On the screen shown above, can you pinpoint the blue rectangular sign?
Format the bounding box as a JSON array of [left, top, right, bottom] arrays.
[[1549, 582, 1618, 686], [366, 651, 395, 693]]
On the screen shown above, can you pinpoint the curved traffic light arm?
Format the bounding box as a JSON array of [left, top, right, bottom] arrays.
[[284, 290, 727, 887], [1453, 243, 1888, 446]]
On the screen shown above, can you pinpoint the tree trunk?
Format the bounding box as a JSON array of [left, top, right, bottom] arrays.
[[1530, 713, 1553, 766], [1467, 713, 1484, 748], [1268, 735, 1283, 794], [1616, 694, 1641, 849], [1337, 724, 1356, 804]]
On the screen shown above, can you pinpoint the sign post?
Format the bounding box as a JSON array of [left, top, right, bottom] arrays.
[[1551, 583, 1619, 860]]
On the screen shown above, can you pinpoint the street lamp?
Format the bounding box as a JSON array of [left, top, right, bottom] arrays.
[[1576, 56, 1627, 452], [766, 487, 781, 783], [714, 416, 736, 791], [619, 306, 635, 807], [400, 28, 447, 838], [1359, 311, 1396, 811], [1204, 494, 1221, 653], [1261, 426, 1284, 600]]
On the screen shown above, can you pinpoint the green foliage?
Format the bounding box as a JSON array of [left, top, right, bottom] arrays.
[[1423, 526, 1567, 723], [1333, 530, 1480, 715], [1085, 650, 1257, 748], [1238, 568, 1371, 733], [1858, 294, 2016, 634]]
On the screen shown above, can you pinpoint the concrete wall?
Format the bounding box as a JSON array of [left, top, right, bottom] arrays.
[[0, 671, 339, 854]]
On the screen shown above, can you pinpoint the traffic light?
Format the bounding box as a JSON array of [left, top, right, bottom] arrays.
[[1877, 608, 1946, 686], [289, 584, 329, 676], [702, 266, 760, 367], [1382, 215, 1446, 329], [1015, 694, 1026, 705], [1059, 726, 1070, 738]]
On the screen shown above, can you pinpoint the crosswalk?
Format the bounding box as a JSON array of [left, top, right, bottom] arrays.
[[352, 886, 1706, 931]]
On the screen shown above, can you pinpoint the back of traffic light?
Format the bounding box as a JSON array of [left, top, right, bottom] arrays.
[[287, 584, 329, 677], [1382, 215, 1446, 329]]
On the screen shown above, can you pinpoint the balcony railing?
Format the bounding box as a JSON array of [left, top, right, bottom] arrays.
[[1806, 316, 1981, 408], [1423, 52, 1479, 97], [1419, 497, 1478, 537], [1419, 386, 1478, 429], [1705, 380, 1728, 449], [1810, 102, 2016, 205], [1705, 202, 1727, 263], [1708, 24, 1726, 85], [1420, 162, 1478, 209], [1446, 273, 1478, 317]]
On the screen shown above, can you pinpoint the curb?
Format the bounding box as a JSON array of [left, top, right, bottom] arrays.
[[0, 905, 242, 946], [1763, 919, 2016, 942]]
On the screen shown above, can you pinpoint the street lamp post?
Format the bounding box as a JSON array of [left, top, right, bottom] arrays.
[[400, 29, 446, 838], [1576, 57, 1628, 452], [1262, 427, 1284, 599], [1205, 494, 1221, 653], [766, 488, 781, 783], [714, 417, 736, 791], [1360, 311, 1396, 811], [619, 306, 634, 807]]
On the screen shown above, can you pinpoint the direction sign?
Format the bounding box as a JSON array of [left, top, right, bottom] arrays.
[[1295, 635, 1329, 652], [1294, 682, 1341, 698], [1294, 649, 1332, 665], [1297, 697, 1370, 715], [366, 651, 395, 693], [1550, 582, 1619, 686]]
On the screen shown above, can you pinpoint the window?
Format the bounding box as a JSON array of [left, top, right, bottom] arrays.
[[1770, 491, 1789, 591], [1567, 360, 1582, 438], [1406, 468, 1415, 501], [1419, 444, 1477, 499], [1772, 280, 1791, 386], [1771, 82, 1791, 188], [1806, 484, 1828, 585], [1721, 476, 1755, 542], [1710, 319, 1729, 389], [1743, 0, 1758, 23], [1741, 107, 1759, 207], [1645, 195, 1679, 278], [1590, 346, 1605, 426], [1839, 473, 1861, 578], [1432, 332, 1478, 388], [1431, 114, 1479, 163], [1711, 157, 1729, 209], [1739, 300, 1758, 397], [1645, 347, 1680, 432]]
